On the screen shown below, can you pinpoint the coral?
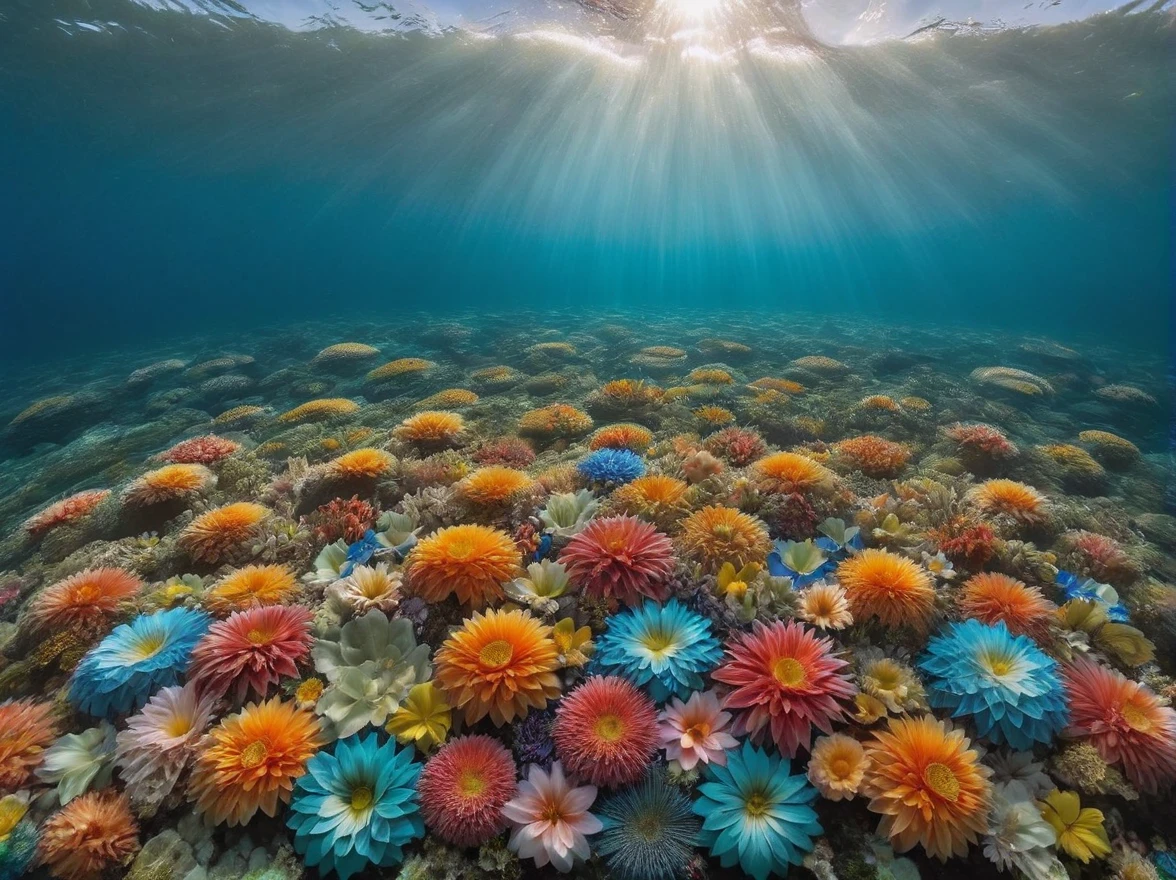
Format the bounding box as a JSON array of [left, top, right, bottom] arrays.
[[0, 699, 58, 791], [456, 467, 535, 507], [473, 437, 535, 468], [278, 399, 361, 423], [158, 435, 241, 465], [790, 356, 849, 375], [958, 572, 1056, 643], [750, 377, 806, 394], [677, 506, 771, 575], [945, 423, 1019, 463], [418, 735, 517, 847], [212, 404, 266, 426], [179, 502, 270, 563], [327, 448, 395, 480], [658, 689, 738, 770], [187, 605, 313, 702], [590, 423, 654, 452], [929, 518, 997, 568], [797, 582, 853, 630], [501, 761, 601, 873], [970, 367, 1054, 395], [394, 411, 466, 447], [688, 368, 734, 384], [367, 358, 436, 382], [28, 567, 143, 638], [1048, 743, 1136, 799], [1079, 430, 1141, 468], [593, 379, 665, 411], [969, 479, 1049, 526], [38, 791, 139, 880], [836, 549, 936, 631], [387, 682, 452, 754], [1069, 531, 1140, 587], [123, 464, 214, 507], [518, 404, 593, 440], [306, 496, 376, 544], [681, 449, 723, 483], [312, 342, 380, 366], [835, 435, 910, 479], [704, 426, 767, 466], [553, 676, 659, 788], [406, 524, 520, 607], [693, 405, 735, 429], [752, 452, 835, 496], [808, 733, 869, 801], [560, 515, 675, 606], [578, 448, 646, 485], [594, 767, 698, 880], [24, 490, 111, 538]]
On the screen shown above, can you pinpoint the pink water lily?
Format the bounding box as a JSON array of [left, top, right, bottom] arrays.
[[658, 689, 739, 770], [502, 761, 602, 873]]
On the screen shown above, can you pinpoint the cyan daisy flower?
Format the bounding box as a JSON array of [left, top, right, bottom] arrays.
[[1056, 571, 1129, 621], [595, 767, 700, 880], [593, 599, 722, 702], [919, 619, 1068, 750], [69, 607, 211, 718], [693, 740, 821, 880], [287, 732, 424, 880], [577, 449, 646, 485]]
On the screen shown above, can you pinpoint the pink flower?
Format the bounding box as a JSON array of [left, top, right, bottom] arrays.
[[658, 690, 739, 770], [502, 761, 602, 873]]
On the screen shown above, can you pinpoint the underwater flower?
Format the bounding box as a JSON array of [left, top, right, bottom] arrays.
[[406, 523, 521, 608], [1037, 789, 1110, 863], [188, 605, 314, 702], [502, 761, 601, 873], [861, 715, 993, 861], [716, 560, 761, 600], [857, 649, 927, 715], [115, 684, 216, 815], [36, 723, 116, 805], [594, 767, 699, 880], [816, 517, 864, 554], [417, 734, 517, 847], [394, 411, 465, 447], [767, 539, 832, 587], [552, 617, 594, 667], [677, 505, 772, 575], [1056, 570, 1129, 622], [752, 451, 836, 496], [178, 502, 270, 563], [23, 490, 110, 538], [835, 435, 910, 479], [1061, 656, 1176, 793], [327, 447, 395, 480], [69, 608, 211, 718], [983, 781, 1062, 880], [189, 697, 323, 826], [712, 620, 855, 757], [457, 466, 536, 507], [386, 682, 452, 753], [610, 474, 690, 527], [287, 733, 424, 879], [808, 733, 869, 801], [577, 448, 646, 485], [375, 510, 421, 555], [553, 676, 660, 788], [204, 564, 299, 615], [434, 607, 560, 726], [329, 562, 403, 616], [694, 740, 822, 880], [919, 620, 1068, 750], [797, 582, 853, 630], [27, 568, 141, 639], [0, 699, 58, 791], [959, 572, 1056, 644], [560, 515, 675, 607], [123, 463, 215, 507], [658, 689, 738, 771], [38, 791, 139, 880], [593, 599, 722, 702], [538, 489, 600, 536], [158, 434, 240, 464], [505, 559, 571, 610], [835, 549, 936, 632], [304, 539, 349, 586], [590, 423, 654, 453], [968, 479, 1048, 527], [921, 551, 956, 580]]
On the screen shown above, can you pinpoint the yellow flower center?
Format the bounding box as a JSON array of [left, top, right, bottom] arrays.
[[1121, 702, 1152, 732], [685, 722, 711, 741], [350, 786, 374, 811], [923, 763, 960, 802], [75, 584, 100, 603], [164, 716, 194, 738], [458, 770, 486, 797], [361, 579, 388, 599], [541, 802, 565, 823], [240, 741, 269, 769], [595, 713, 625, 742], [712, 524, 734, 540], [745, 792, 771, 818], [134, 630, 167, 660], [246, 628, 271, 646], [725, 580, 748, 599], [641, 628, 675, 654], [479, 639, 515, 668], [831, 758, 852, 779], [297, 679, 325, 705], [447, 540, 474, 560], [773, 657, 807, 688]]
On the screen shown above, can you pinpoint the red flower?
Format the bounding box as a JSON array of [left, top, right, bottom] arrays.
[[187, 606, 313, 702], [418, 735, 517, 846], [560, 516, 675, 607], [553, 676, 659, 788]]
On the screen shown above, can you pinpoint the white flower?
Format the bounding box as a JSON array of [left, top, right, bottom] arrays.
[[986, 750, 1054, 798], [983, 781, 1065, 880], [36, 722, 116, 804], [921, 551, 956, 580], [303, 539, 349, 586], [502, 761, 602, 872]]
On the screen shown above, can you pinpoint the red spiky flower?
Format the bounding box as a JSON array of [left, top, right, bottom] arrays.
[[559, 515, 675, 607], [418, 735, 518, 846], [187, 605, 313, 702], [159, 435, 242, 465], [553, 676, 659, 788]]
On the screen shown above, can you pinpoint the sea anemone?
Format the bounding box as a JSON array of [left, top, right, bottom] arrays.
[[473, 436, 536, 468], [560, 515, 675, 606], [23, 490, 110, 538], [330, 562, 403, 615], [958, 572, 1056, 644], [590, 423, 654, 453], [704, 426, 767, 467], [434, 608, 561, 726], [27, 568, 141, 638], [394, 411, 466, 447], [677, 506, 771, 575], [693, 406, 736, 429], [115, 684, 217, 815], [287, 733, 424, 879], [277, 398, 361, 423], [968, 479, 1048, 527], [69, 608, 211, 718], [1038, 789, 1111, 863], [1078, 430, 1140, 469], [37, 791, 139, 880], [945, 423, 1019, 464], [658, 689, 738, 771], [694, 740, 821, 880], [752, 452, 836, 496], [553, 676, 659, 788], [502, 761, 602, 873], [204, 564, 299, 615], [386, 682, 452, 754], [578, 449, 647, 485], [808, 733, 869, 801], [406, 523, 521, 607], [835, 436, 910, 479], [0, 699, 58, 791], [327, 448, 395, 480], [188, 697, 323, 826], [593, 599, 722, 702], [835, 549, 936, 632], [608, 475, 689, 528], [158, 435, 241, 465], [306, 496, 377, 544], [416, 388, 479, 409], [518, 404, 594, 440], [919, 620, 1068, 750], [1061, 657, 1176, 793], [712, 620, 855, 757], [456, 466, 536, 507], [178, 502, 270, 564], [123, 464, 215, 507], [187, 605, 314, 702], [862, 715, 993, 861], [594, 768, 699, 880], [417, 734, 517, 847], [797, 582, 853, 630]]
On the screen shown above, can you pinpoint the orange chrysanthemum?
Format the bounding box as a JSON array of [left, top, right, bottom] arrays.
[[609, 474, 690, 526], [23, 490, 110, 537], [434, 608, 561, 726], [27, 568, 142, 637], [178, 502, 270, 564], [394, 411, 466, 447], [204, 564, 299, 615], [406, 524, 521, 607], [836, 549, 936, 632], [123, 464, 214, 507], [38, 791, 140, 880], [862, 715, 993, 861], [188, 697, 322, 826], [798, 583, 854, 630], [456, 467, 536, 507], [327, 448, 395, 480], [752, 452, 835, 496], [677, 506, 771, 574], [0, 698, 59, 790], [589, 423, 654, 452], [835, 436, 910, 479], [808, 733, 870, 801], [957, 572, 1056, 643], [968, 479, 1048, 526]]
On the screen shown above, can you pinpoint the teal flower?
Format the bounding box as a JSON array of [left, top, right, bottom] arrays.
[[594, 767, 699, 880], [287, 732, 424, 879], [693, 741, 821, 880]]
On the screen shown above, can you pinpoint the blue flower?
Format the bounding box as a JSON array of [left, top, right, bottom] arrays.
[[1056, 570, 1129, 622], [595, 767, 699, 880], [766, 539, 833, 587], [0, 818, 38, 880], [577, 449, 646, 485], [693, 740, 821, 880], [69, 607, 210, 718], [919, 619, 1068, 750], [593, 599, 722, 702], [288, 732, 424, 880]]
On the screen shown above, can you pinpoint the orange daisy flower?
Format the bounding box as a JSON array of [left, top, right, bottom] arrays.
[[967, 479, 1048, 526], [38, 791, 140, 880], [752, 452, 835, 496], [456, 467, 536, 507], [178, 502, 270, 564], [836, 549, 936, 632], [327, 448, 395, 480], [394, 411, 465, 447], [123, 464, 214, 507], [204, 564, 299, 615], [0, 698, 59, 790], [677, 506, 771, 574], [957, 572, 1056, 643], [27, 568, 141, 637], [406, 524, 521, 607]]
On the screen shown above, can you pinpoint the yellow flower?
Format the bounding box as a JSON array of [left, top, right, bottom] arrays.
[[386, 682, 452, 753], [716, 561, 761, 599], [852, 693, 888, 725], [0, 794, 29, 840], [553, 617, 594, 668], [1038, 789, 1111, 863], [294, 677, 324, 709]]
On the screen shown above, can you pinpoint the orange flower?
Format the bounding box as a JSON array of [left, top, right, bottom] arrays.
[[958, 572, 1056, 643], [456, 467, 536, 507], [327, 448, 395, 480], [123, 464, 214, 507], [797, 583, 853, 630], [39, 791, 140, 880], [27, 568, 141, 637], [862, 715, 992, 861], [0, 699, 58, 790], [23, 490, 110, 537], [835, 436, 910, 479], [968, 479, 1048, 526], [394, 411, 465, 446], [609, 474, 690, 526], [677, 506, 771, 574], [752, 452, 835, 496], [808, 733, 869, 801], [518, 404, 594, 439], [589, 423, 654, 452], [406, 524, 521, 607], [179, 502, 270, 564], [203, 564, 300, 615], [434, 608, 561, 726], [836, 549, 935, 631], [188, 697, 322, 826]]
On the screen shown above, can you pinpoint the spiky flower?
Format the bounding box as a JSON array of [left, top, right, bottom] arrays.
[[456, 467, 536, 507], [417, 735, 517, 846], [677, 506, 771, 575], [752, 452, 835, 496], [968, 480, 1048, 526], [560, 516, 676, 607], [327, 448, 395, 480], [797, 582, 853, 630], [123, 464, 214, 507], [406, 524, 521, 608], [658, 689, 737, 771], [608, 475, 690, 528], [835, 549, 936, 632], [394, 411, 465, 447], [594, 768, 699, 880], [23, 490, 110, 538], [0, 699, 58, 791], [502, 761, 602, 873], [187, 605, 313, 702], [958, 573, 1056, 644], [158, 435, 241, 464], [38, 791, 139, 880], [204, 564, 298, 615], [179, 502, 270, 563], [27, 568, 141, 639], [553, 676, 659, 788], [577, 449, 647, 485], [857, 650, 927, 715]]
